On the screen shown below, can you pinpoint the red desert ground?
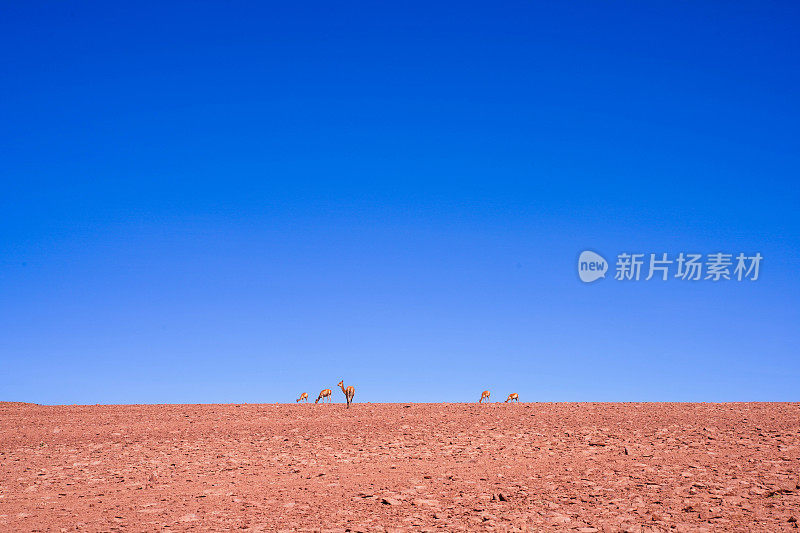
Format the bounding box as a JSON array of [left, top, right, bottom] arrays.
[[1, 402, 799, 531]]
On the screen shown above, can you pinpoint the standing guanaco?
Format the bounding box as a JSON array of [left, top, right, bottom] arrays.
[[296, 392, 308, 403], [337, 380, 355, 408], [505, 393, 519, 403], [479, 390, 491, 403], [315, 389, 332, 404]]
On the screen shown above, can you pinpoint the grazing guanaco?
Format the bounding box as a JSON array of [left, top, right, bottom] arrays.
[[296, 392, 308, 403], [337, 380, 355, 408], [505, 393, 519, 403], [315, 389, 332, 404], [479, 390, 491, 403]]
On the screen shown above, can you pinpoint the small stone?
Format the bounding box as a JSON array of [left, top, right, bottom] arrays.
[[381, 498, 402, 506], [547, 513, 571, 524]]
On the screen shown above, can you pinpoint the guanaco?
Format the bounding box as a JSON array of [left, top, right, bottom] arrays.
[[479, 390, 491, 403], [296, 392, 308, 403], [315, 389, 332, 404], [337, 380, 355, 408], [505, 393, 519, 403]]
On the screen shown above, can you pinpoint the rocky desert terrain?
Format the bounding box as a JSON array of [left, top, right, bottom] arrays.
[[1, 402, 799, 531]]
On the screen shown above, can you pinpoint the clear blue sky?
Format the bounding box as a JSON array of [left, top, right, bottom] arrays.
[[2, 2, 798, 404]]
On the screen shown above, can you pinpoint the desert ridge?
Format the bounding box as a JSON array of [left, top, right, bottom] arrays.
[[1, 402, 799, 530]]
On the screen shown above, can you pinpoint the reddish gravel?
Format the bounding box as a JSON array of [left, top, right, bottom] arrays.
[[1, 402, 799, 531]]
